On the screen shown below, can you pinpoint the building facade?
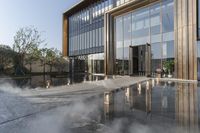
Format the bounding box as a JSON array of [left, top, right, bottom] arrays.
[[63, 0, 200, 80]]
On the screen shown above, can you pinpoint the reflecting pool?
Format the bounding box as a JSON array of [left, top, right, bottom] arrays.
[[102, 80, 199, 133], [0, 74, 105, 88]]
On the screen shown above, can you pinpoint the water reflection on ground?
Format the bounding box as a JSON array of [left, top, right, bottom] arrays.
[[103, 80, 200, 133], [0, 74, 105, 88]]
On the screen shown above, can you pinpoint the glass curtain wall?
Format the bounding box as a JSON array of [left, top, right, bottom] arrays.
[[88, 53, 104, 74], [115, 0, 174, 75], [68, 0, 139, 57], [198, 42, 200, 80]]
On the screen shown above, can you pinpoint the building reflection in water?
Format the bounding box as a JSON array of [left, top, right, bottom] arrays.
[[103, 80, 199, 132], [175, 83, 199, 133], [104, 91, 114, 121]]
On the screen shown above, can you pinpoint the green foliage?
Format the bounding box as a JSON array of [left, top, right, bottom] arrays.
[[39, 48, 60, 73], [163, 60, 174, 73], [9, 26, 68, 74], [13, 26, 45, 66], [0, 45, 16, 71], [54, 52, 68, 73]]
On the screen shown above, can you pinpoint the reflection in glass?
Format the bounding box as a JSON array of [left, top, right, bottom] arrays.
[[115, 17, 124, 75], [132, 7, 150, 45], [114, 0, 174, 76], [88, 53, 104, 74], [123, 14, 131, 75]]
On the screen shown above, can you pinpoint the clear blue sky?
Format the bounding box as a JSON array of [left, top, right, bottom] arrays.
[[0, 0, 80, 50]]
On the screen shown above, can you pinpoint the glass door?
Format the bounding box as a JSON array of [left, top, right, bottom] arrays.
[[129, 43, 151, 76]]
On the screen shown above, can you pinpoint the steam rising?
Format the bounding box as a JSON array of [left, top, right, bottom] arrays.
[[0, 81, 199, 133]]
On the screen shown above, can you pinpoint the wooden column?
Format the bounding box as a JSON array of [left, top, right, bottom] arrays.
[[104, 13, 115, 76], [174, 0, 197, 80], [63, 14, 69, 57]]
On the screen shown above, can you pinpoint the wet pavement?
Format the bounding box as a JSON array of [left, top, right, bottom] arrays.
[[0, 77, 199, 133]]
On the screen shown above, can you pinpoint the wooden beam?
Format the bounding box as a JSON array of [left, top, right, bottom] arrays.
[[63, 14, 68, 57]]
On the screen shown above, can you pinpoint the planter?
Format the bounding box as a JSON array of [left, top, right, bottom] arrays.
[[168, 74, 172, 78]]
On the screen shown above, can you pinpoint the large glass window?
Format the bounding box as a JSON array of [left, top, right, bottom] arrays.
[[132, 7, 150, 45], [88, 53, 104, 74], [197, 42, 200, 80], [68, 1, 106, 57], [123, 14, 131, 75], [115, 0, 174, 76], [150, 3, 162, 73], [115, 17, 124, 75], [198, 0, 200, 38]]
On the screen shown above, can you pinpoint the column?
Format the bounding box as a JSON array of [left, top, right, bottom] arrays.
[[174, 0, 197, 80]]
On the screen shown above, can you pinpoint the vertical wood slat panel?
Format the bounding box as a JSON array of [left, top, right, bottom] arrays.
[[63, 15, 68, 57], [188, 0, 194, 80], [175, 0, 197, 80]]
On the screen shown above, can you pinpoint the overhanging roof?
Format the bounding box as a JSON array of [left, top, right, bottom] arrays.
[[63, 0, 100, 17]]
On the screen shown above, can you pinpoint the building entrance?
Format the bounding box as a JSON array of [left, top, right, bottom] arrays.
[[129, 43, 151, 76]]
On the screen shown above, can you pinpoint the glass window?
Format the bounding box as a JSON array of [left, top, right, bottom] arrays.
[[123, 14, 131, 75], [115, 17, 124, 75], [109, 0, 113, 9], [132, 7, 150, 45], [90, 29, 92, 49], [92, 29, 95, 48], [150, 3, 161, 43], [114, 0, 174, 76], [151, 42, 162, 72], [99, 28, 102, 48], [96, 28, 99, 50], [162, 0, 174, 33], [198, 0, 200, 38], [197, 42, 200, 80]]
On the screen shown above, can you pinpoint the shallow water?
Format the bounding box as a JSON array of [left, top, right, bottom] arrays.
[[0, 79, 200, 133], [101, 80, 200, 133], [0, 74, 105, 88]]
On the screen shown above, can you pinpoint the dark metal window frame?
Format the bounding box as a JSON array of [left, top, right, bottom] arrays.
[[197, 0, 200, 40]]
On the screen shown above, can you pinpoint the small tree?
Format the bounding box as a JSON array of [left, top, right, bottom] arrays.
[[0, 45, 16, 74], [163, 60, 174, 75], [25, 47, 41, 73], [13, 27, 44, 68], [39, 48, 48, 74], [45, 48, 59, 73], [54, 52, 69, 73]]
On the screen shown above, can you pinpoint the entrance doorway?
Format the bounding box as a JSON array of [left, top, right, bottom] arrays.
[[129, 43, 151, 76]]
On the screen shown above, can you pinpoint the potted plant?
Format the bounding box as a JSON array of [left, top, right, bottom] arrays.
[[163, 60, 174, 78]]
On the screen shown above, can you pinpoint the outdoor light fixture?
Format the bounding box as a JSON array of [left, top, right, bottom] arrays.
[[67, 78, 71, 86], [138, 83, 142, 95], [152, 79, 155, 87], [46, 80, 51, 89], [125, 88, 130, 103], [156, 78, 159, 85], [83, 76, 87, 82], [146, 81, 149, 90]]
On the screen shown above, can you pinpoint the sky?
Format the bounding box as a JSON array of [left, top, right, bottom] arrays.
[[0, 0, 80, 50]]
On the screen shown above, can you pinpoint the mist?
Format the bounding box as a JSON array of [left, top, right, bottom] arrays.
[[0, 81, 199, 133]]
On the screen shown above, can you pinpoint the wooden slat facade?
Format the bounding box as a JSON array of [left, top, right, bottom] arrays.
[[174, 0, 197, 80]]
